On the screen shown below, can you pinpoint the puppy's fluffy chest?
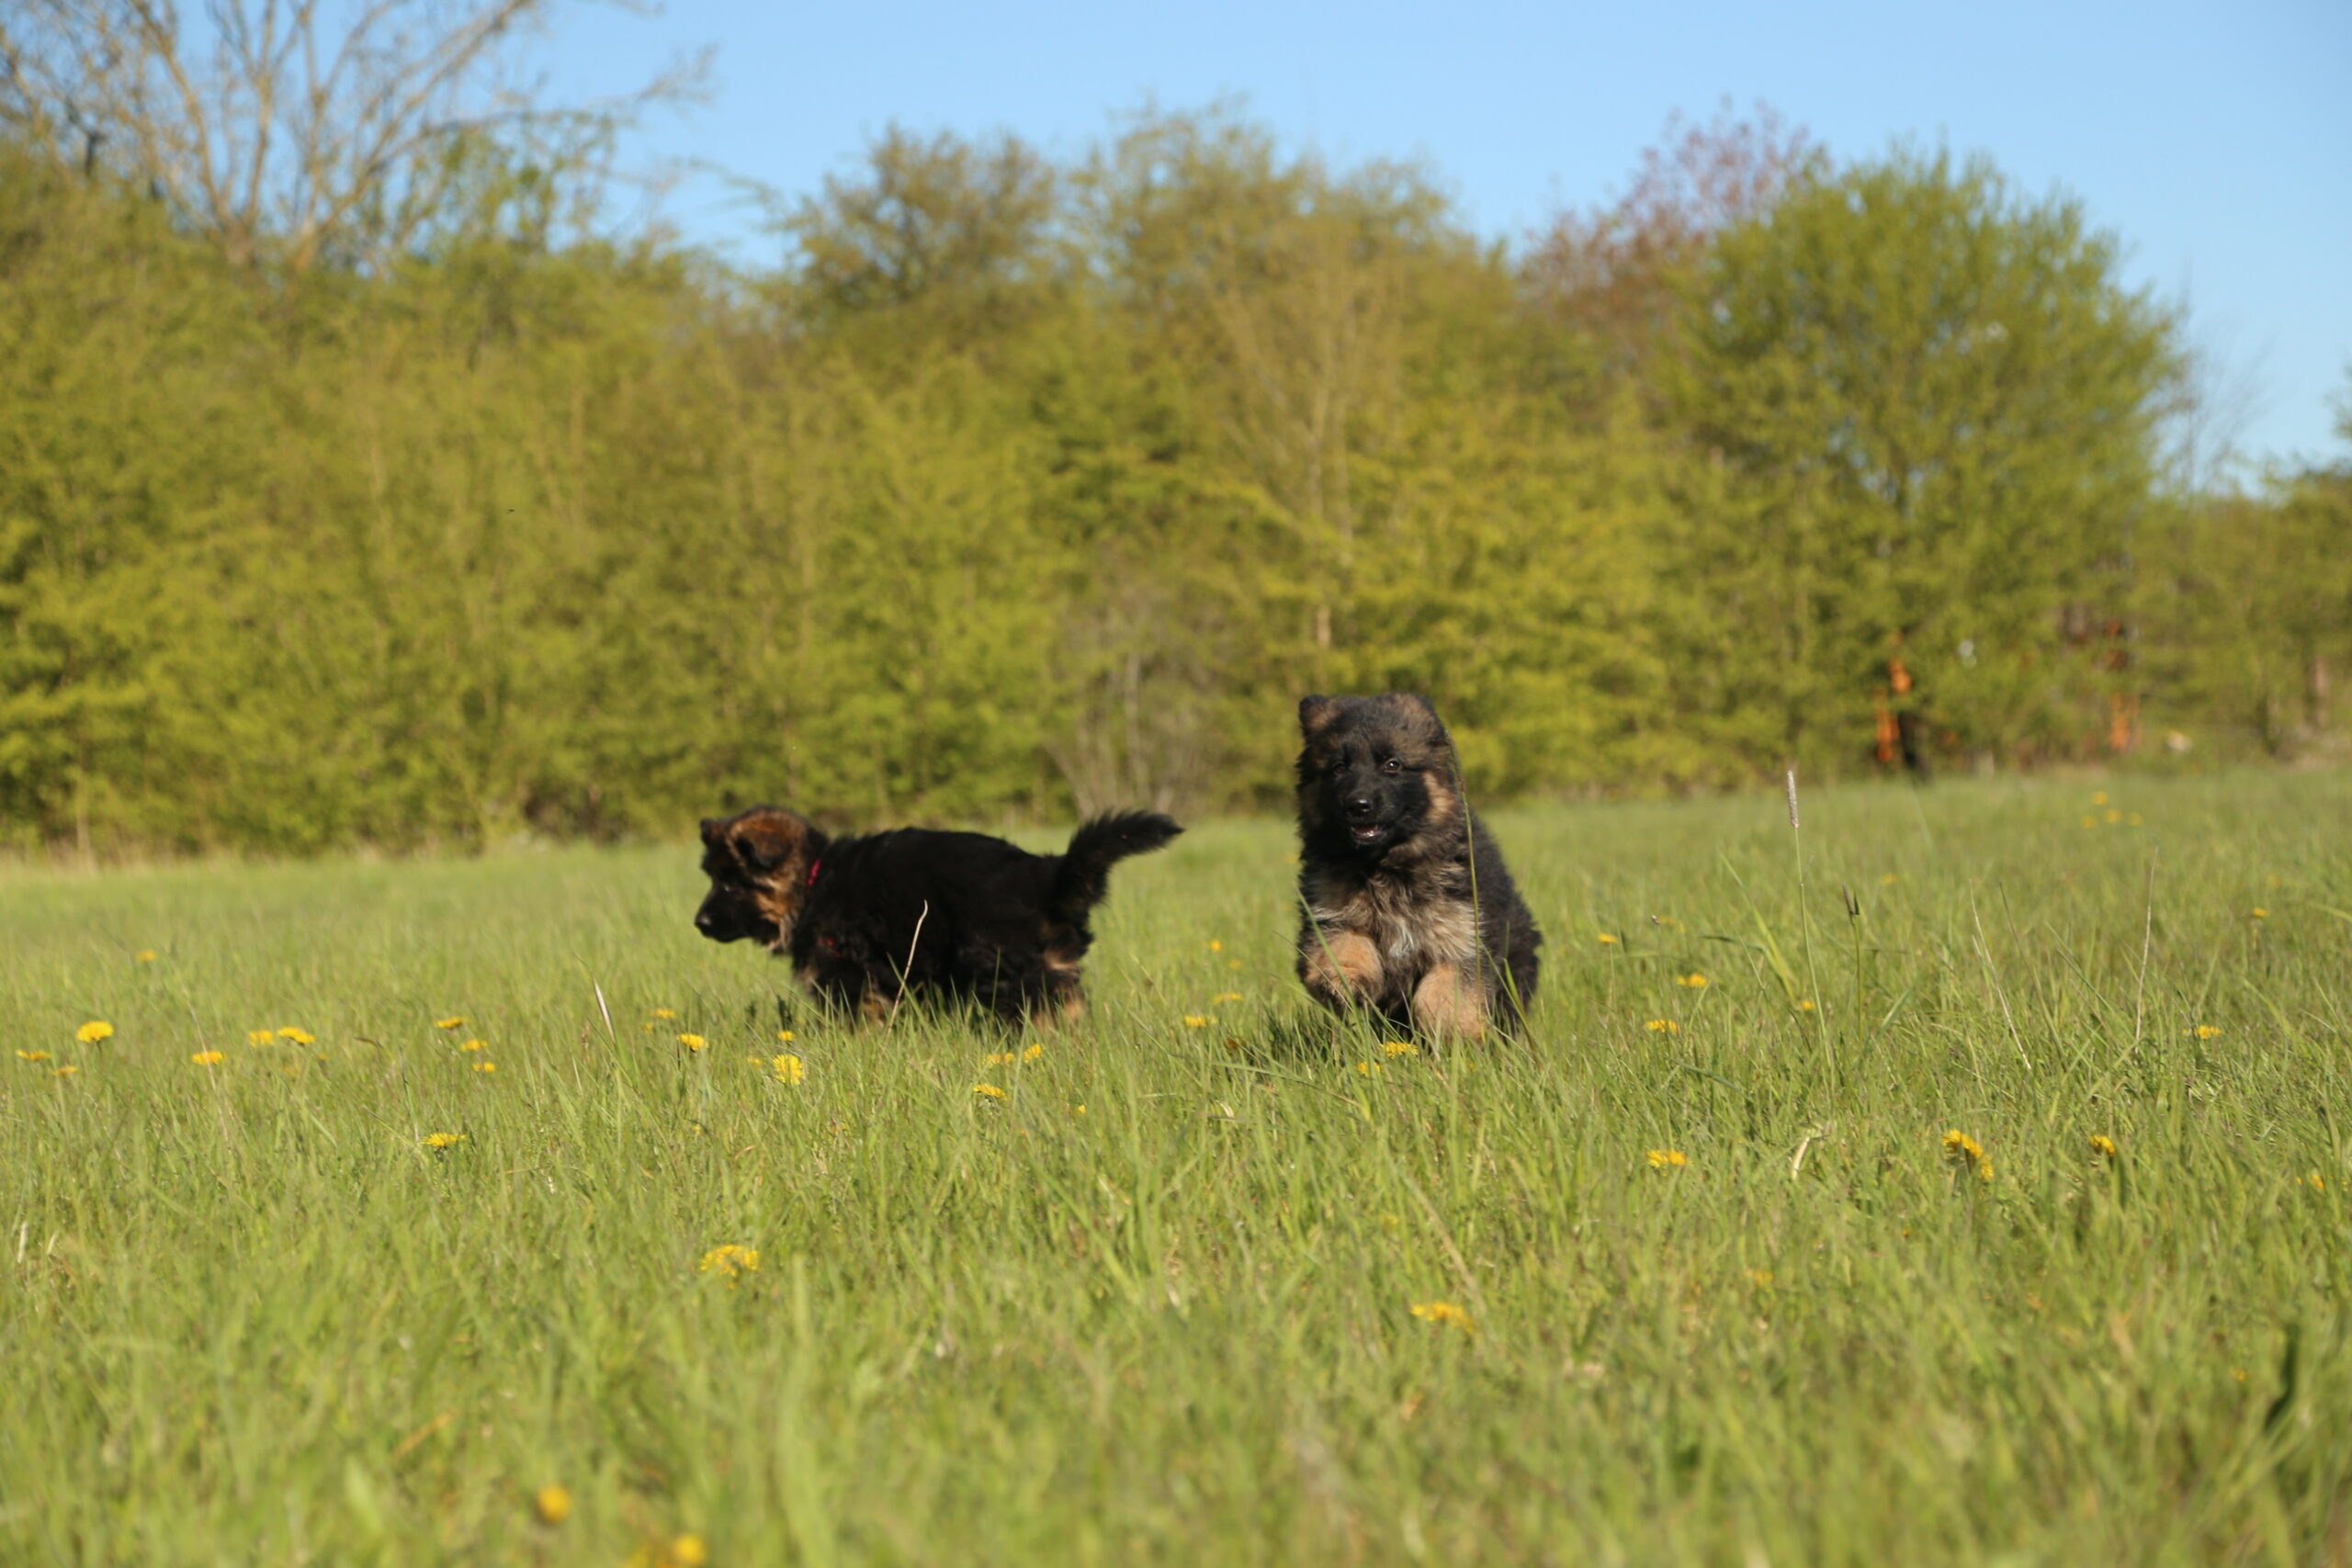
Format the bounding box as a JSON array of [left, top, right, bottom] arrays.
[[1306, 862, 1478, 978]]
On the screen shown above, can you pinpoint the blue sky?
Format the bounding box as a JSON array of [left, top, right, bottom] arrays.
[[546, 0, 2351, 470]]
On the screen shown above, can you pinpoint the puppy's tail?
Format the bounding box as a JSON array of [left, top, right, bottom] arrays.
[[1050, 811, 1183, 924]]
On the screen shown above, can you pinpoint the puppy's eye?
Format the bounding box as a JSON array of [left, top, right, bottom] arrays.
[[1381, 757, 1403, 775]]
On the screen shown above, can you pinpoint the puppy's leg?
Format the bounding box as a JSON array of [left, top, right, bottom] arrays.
[[1301, 930, 1385, 1013], [1409, 962, 1488, 1042]]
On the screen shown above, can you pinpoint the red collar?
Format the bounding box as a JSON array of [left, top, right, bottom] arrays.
[[806, 858, 822, 886]]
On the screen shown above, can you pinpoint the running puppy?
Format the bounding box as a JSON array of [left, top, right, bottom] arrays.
[[695, 808, 1182, 1026], [1293, 694, 1541, 1038]]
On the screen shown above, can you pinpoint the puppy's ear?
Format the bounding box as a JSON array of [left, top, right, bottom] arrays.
[[1299, 694, 1341, 737], [698, 817, 723, 844]]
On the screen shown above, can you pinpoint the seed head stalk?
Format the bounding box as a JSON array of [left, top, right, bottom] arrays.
[[1787, 769, 1835, 1094]]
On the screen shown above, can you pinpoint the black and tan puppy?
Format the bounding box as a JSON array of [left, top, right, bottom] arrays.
[[695, 807, 1181, 1026], [1293, 694, 1541, 1038]]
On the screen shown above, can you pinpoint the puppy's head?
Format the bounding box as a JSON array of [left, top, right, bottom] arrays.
[[1295, 693, 1462, 861], [695, 807, 822, 951]]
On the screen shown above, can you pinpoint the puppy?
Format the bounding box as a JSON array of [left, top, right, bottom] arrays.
[[1293, 694, 1541, 1038], [695, 807, 1181, 1025]]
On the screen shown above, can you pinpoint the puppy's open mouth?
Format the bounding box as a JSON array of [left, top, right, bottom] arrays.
[[1350, 823, 1387, 847]]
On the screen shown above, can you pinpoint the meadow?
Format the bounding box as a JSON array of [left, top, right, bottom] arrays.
[[2, 769, 2347, 1565]]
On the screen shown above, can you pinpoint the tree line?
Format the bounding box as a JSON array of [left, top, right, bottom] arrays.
[[1, 6, 2345, 854]]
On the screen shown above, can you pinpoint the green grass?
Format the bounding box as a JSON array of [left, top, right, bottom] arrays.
[[4, 770, 2348, 1565]]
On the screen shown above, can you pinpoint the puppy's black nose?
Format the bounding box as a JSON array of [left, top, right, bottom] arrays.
[[1344, 795, 1375, 820], [695, 909, 717, 933]]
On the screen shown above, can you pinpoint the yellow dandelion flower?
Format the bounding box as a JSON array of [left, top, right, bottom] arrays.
[[54, 1066, 78, 1077], [1796, 998, 1816, 1011], [1409, 1300, 1476, 1333], [984, 1049, 1018, 1066], [698, 1245, 759, 1280], [1383, 1041, 1419, 1057], [1072, 1103, 1087, 1116], [2191, 1024, 2222, 1039], [1675, 973, 1708, 989], [1941, 1129, 1993, 1183], [1645, 1019, 1679, 1033], [423, 1133, 467, 1149], [1597, 932, 1619, 944], [2105, 808, 2122, 824], [245, 1029, 276, 1045], [455, 1038, 488, 1054], [652, 1008, 677, 1021], [771, 1054, 805, 1084], [191, 1051, 225, 1066], [669, 1535, 709, 1568], [1355, 1060, 1385, 1077], [17, 1050, 52, 1063], [1213, 991, 1244, 1004], [474, 1061, 497, 1075], [973, 1083, 1006, 1100], [1646, 1148, 1688, 1168], [2309, 1173, 2327, 1191], [777, 1030, 795, 1042], [2090, 1134, 2118, 1158], [677, 1032, 707, 1052], [1182, 1014, 1209, 1028], [1227, 959, 1242, 970], [533, 1484, 572, 1526], [2092, 790, 2109, 807], [2249, 908, 2268, 919], [1208, 940, 1223, 953], [135, 949, 156, 963], [434, 1016, 465, 1030], [75, 1021, 114, 1045], [1023, 1042, 1045, 1061], [277, 1027, 315, 1045]]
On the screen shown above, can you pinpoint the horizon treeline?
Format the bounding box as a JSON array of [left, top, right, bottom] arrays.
[[2, 60, 2347, 852]]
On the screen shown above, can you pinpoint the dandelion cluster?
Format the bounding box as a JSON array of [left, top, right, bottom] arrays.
[[697, 1245, 759, 1283], [190, 1050, 225, 1066], [1409, 1300, 1476, 1334], [474, 1061, 497, 1075], [1383, 1041, 1418, 1057], [1646, 1148, 1689, 1168]]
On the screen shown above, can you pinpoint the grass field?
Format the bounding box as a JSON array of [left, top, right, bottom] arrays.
[[4, 770, 2348, 1565]]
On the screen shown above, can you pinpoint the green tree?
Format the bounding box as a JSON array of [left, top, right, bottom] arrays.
[[1660, 146, 2183, 775]]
